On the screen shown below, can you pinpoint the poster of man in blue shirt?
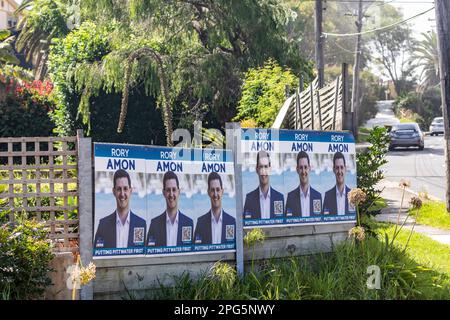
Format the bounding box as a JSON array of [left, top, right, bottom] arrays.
[[285, 151, 322, 217], [94, 169, 147, 249], [194, 172, 236, 245], [243, 150, 284, 220]]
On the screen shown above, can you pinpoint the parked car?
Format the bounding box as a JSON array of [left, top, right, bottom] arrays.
[[429, 116, 444, 136], [389, 123, 424, 151]]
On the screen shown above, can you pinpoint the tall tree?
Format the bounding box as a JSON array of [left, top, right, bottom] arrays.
[[372, 5, 416, 96], [285, 0, 374, 68], [413, 31, 440, 92], [0, 30, 20, 65], [42, 0, 312, 144], [77, 1, 311, 138], [14, 0, 70, 80]]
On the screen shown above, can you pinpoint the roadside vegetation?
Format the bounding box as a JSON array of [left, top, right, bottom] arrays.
[[357, 127, 371, 143], [144, 128, 448, 300], [147, 221, 450, 300], [409, 201, 450, 230], [1, 0, 449, 301], [380, 223, 450, 276]]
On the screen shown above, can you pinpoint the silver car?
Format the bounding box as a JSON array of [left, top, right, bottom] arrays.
[[429, 116, 444, 136], [389, 123, 424, 151]]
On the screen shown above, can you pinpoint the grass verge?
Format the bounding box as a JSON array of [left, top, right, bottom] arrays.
[[409, 201, 450, 230], [143, 219, 450, 300]]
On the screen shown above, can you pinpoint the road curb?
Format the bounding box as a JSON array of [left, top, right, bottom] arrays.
[[356, 143, 371, 153], [379, 179, 442, 202]]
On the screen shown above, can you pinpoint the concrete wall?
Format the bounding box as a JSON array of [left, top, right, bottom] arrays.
[[93, 251, 235, 300], [0, 11, 7, 29]]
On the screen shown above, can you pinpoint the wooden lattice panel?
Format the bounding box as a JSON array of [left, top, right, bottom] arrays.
[[0, 136, 79, 252]]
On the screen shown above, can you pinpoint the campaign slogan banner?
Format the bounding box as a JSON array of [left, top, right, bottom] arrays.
[[241, 129, 357, 228], [94, 143, 236, 258]]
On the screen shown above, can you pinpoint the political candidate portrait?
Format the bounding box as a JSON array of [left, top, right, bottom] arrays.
[[285, 151, 322, 217], [243, 150, 284, 219], [146, 171, 194, 247], [194, 172, 236, 245], [323, 152, 352, 215], [94, 169, 147, 249]]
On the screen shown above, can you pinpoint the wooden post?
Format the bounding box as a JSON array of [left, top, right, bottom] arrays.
[[310, 81, 315, 130], [225, 123, 244, 276], [333, 75, 340, 130], [435, 0, 450, 212], [350, 0, 363, 140], [77, 129, 93, 300], [315, 0, 325, 88], [316, 90, 323, 130], [342, 63, 352, 132], [297, 75, 304, 130]]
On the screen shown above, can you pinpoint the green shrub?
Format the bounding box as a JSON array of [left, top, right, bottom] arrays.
[[0, 80, 55, 137], [48, 22, 167, 145], [393, 89, 442, 129], [234, 59, 299, 128], [356, 127, 390, 217], [0, 220, 54, 300]]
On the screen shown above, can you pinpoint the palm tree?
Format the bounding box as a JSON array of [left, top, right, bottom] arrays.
[[14, 0, 69, 80], [0, 30, 20, 65], [413, 31, 440, 92]]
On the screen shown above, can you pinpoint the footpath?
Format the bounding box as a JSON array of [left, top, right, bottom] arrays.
[[375, 179, 450, 246]]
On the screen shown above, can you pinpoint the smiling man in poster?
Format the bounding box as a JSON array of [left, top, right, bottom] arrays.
[[243, 150, 284, 220], [285, 151, 322, 217], [323, 152, 353, 216], [194, 172, 236, 245], [94, 169, 147, 249], [146, 171, 194, 247]]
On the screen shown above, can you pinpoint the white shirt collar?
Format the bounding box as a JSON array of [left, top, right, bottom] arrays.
[[259, 187, 271, 199], [336, 186, 346, 198], [166, 210, 179, 225], [300, 185, 310, 198], [211, 209, 223, 224], [116, 210, 130, 226]]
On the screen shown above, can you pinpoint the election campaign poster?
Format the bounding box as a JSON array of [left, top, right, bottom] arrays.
[[94, 144, 147, 257], [241, 129, 357, 228], [94, 143, 236, 258]]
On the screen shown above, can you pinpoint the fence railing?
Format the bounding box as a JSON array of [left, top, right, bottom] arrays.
[[0, 135, 79, 253], [273, 64, 350, 131]]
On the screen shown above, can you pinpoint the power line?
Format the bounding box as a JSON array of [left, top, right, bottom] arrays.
[[322, 6, 434, 37], [333, 40, 361, 54]]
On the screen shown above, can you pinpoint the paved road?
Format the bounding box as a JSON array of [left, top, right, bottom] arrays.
[[364, 100, 445, 201], [364, 100, 399, 129], [383, 135, 445, 200]]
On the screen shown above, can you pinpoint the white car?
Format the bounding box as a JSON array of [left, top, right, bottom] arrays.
[[429, 117, 444, 136]]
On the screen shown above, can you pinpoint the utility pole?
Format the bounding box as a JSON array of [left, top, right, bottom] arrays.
[[435, 0, 450, 212], [315, 0, 324, 88], [351, 0, 363, 140]]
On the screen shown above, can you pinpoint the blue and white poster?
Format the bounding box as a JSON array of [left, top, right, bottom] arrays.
[[93, 144, 236, 258], [241, 129, 357, 228]]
